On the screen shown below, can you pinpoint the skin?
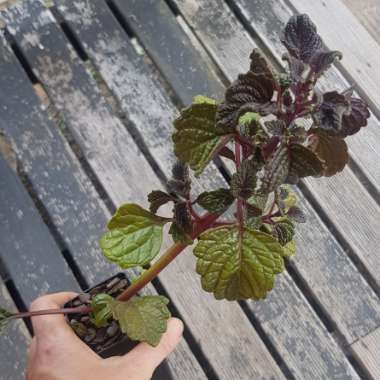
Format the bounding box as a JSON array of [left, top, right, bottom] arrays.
[[26, 292, 184, 380]]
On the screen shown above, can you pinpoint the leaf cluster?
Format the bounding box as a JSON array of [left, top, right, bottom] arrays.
[[96, 14, 370, 346]]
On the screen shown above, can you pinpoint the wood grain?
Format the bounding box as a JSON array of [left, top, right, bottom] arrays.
[[0, 280, 30, 379], [0, 153, 80, 303], [2, 1, 285, 377], [341, 0, 380, 46], [0, 6, 206, 378], [351, 326, 380, 380], [110, 0, 225, 105]]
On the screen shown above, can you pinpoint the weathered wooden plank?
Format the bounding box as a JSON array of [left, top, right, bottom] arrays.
[[0, 11, 206, 380], [249, 274, 360, 380], [0, 153, 80, 304], [153, 0, 380, 343], [284, 0, 380, 116], [341, 0, 380, 46], [228, 0, 380, 283], [351, 326, 380, 380], [3, 1, 285, 378], [55, 1, 368, 377], [0, 280, 30, 379], [110, 0, 225, 105], [0, 30, 116, 287]]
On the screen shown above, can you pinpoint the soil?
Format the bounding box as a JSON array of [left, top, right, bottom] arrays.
[[64, 273, 131, 355]]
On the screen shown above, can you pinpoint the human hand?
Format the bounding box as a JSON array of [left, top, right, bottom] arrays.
[[26, 292, 183, 380]]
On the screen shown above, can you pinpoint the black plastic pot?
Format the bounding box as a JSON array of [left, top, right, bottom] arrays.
[[64, 273, 173, 380]]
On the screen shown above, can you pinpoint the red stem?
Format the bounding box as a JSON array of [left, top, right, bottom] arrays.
[[9, 305, 91, 320]]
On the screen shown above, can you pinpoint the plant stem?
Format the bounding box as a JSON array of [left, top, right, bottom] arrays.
[[117, 212, 220, 303], [235, 140, 244, 232], [9, 305, 91, 320]]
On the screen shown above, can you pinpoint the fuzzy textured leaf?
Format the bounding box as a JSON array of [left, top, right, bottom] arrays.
[[216, 50, 276, 128], [288, 144, 324, 180], [169, 222, 193, 245], [91, 294, 114, 328], [313, 91, 350, 135], [112, 296, 170, 346], [194, 225, 284, 300], [147, 191, 173, 213], [167, 161, 191, 199], [274, 219, 295, 245], [308, 129, 348, 176], [262, 144, 289, 192], [310, 50, 342, 78], [341, 97, 370, 137], [230, 159, 258, 199], [197, 189, 234, 214], [173, 100, 232, 176], [100, 204, 169, 268], [281, 14, 323, 63]]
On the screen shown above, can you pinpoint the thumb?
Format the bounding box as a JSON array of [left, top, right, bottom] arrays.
[[121, 318, 183, 374]]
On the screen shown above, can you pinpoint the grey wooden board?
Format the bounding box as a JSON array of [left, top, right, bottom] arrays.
[[341, 0, 380, 46], [110, 0, 225, 105], [229, 0, 380, 287], [54, 0, 366, 377], [3, 1, 286, 378], [285, 0, 380, 117], [0, 153, 80, 304], [0, 8, 206, 380], [351, 326, 380, 380], [147, 0, 380, 344], [231, 0, 380, 195], [0, 30, 116, 288], [0, 280, 30, 380], [249, 274, 359, 380]]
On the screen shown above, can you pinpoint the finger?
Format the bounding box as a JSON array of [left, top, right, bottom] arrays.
[[27, 337, 37, 363], [30, 292, 78, 338], [122, 318, 183, 373]]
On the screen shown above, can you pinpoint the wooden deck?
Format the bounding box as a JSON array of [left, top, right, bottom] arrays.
[[0, 0, 379, 378]]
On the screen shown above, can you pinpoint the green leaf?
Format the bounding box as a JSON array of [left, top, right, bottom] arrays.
[[107, 204, 170, 229], [173, 100, 233, 176], [0, 307, 12, 334], [100, 204, 169, 269], [282, 240, 296, 257], [308, 129, 348, 177], [112, 296, 171, 347], [247, 194, 268, 214], [147, 190, 173, 213], [194, 225, 284, 300], [193, 95, 217, 105], [90, 294, 115, 328], [197, 189, 234, 214], [273, 219, 295, 246], [230, 159, 258, 199]]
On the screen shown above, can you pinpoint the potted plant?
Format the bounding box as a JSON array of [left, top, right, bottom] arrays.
[[0, 13, 370, 376]]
